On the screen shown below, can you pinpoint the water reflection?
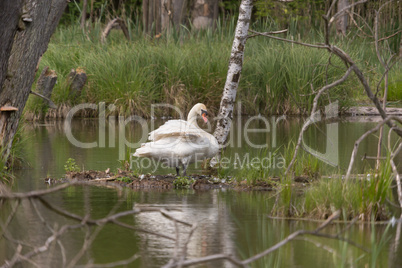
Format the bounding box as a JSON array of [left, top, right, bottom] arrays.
[[1, 116, 401, 267], [1, 187, 401, 267], [18, 116, 402, 181]]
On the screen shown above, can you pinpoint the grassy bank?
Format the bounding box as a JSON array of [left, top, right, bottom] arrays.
[[26, 20, 402, 118]]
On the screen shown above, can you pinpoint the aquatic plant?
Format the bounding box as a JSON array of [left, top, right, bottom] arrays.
[[173, 177, 195, 189], [64, 157, 81, 172], [116, 176, 132, 183]]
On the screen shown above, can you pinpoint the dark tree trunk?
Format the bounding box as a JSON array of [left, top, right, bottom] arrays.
[[0, 0, 67, 162], [191, 0, 219, 29], [81, 0, 88, 30], [0, 0, 23, 91], [144, 0, 189, 35], [336, 0, 349, 36]]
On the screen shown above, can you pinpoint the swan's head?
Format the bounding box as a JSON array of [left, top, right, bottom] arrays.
[[188, 103, 208, 124]]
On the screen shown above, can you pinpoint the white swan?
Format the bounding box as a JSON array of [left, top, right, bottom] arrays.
[[133, 103, 219, 176]]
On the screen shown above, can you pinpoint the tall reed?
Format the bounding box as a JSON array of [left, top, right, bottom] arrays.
[[26, 19, 401, 118]]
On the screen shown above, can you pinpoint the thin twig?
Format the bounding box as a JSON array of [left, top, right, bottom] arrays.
[[247, 29, 288, 39], [248, 30, 328, 49]]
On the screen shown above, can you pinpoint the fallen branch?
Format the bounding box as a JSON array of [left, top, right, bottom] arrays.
[[101, 18, 130, 44]]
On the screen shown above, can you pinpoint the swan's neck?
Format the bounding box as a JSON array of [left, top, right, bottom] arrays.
[[187, 107, 199, 126]]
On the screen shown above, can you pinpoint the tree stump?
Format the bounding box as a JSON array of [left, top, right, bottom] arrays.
[[68, 68, 87, 98], [37, 66, 57, 97]]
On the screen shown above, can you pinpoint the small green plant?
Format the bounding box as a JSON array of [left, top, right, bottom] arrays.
[[116, 176, 132, 183], [173, 177, 195, 189], [64, 158, 80, 172], [0, 159, 14, 184]]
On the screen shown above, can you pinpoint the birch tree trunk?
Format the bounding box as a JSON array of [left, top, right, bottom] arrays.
[[0, 0, 67, 162], [211, 0, 253, 165]]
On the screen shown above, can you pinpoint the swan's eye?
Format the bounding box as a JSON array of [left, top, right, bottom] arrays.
[[201, 109, 208, 116]]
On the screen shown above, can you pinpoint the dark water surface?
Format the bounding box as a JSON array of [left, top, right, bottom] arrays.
[[1, 117, 401, 267]]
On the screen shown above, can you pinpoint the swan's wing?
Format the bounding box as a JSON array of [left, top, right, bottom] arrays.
[[149, 120, 205, 141]]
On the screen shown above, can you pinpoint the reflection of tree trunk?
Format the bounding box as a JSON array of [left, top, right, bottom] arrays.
[[191, 0, 219, 29], [336, 0, 349, 36], [376, 73, 388, 170], [0, 0, 67, 162]]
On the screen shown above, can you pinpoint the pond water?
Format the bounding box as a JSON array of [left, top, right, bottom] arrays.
[[1, 116, 401, 267]]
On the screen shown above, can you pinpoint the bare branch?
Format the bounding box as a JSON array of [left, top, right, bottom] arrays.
[[375, 55, 398, 97], [329, 0, 368, 26], [160, 209, 193, 227], [0, 183, 72, 199], [285, 66, 353, 175], [242, 211, 341, 265], [248, 30, 328, 49], [345, 116, 402, 180], [247, 29, 288, 39], [377, 30, 402, 43], [347, 11, 373, 38]]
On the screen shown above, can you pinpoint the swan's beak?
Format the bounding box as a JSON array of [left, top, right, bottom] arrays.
[[201, 110, 208, 123]]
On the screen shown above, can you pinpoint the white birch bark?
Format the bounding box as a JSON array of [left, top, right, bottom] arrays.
[[211, 0, 253, 165]]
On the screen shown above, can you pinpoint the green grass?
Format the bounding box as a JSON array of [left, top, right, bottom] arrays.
[[287, 159, 394, 221], [25, 19, 401, 118]]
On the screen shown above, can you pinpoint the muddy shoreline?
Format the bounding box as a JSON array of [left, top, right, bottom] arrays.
[[27, 105, 402, 121], [48, 170, 312, 191]]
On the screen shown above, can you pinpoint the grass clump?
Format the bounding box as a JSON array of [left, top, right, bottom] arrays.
[[173, 177, 195, 189], [25, 20, 401, 118], [300, 161, 393, 221], [116, 176, 132, 183]]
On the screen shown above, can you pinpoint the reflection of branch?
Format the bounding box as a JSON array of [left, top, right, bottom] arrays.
[[30, 198, 67, 266], [2, 223, 84, 268], [389, 141, 402, 212], [38, 196, 177, 240], [285, 66, 353, 175], [75, 253, 140, 268], [243, 210, 340, 264], [165, 211, 366, 267], [345, 116, 402, 180]]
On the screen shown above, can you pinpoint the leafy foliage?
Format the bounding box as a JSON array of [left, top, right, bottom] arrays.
[[64, 158, 81, 172]]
